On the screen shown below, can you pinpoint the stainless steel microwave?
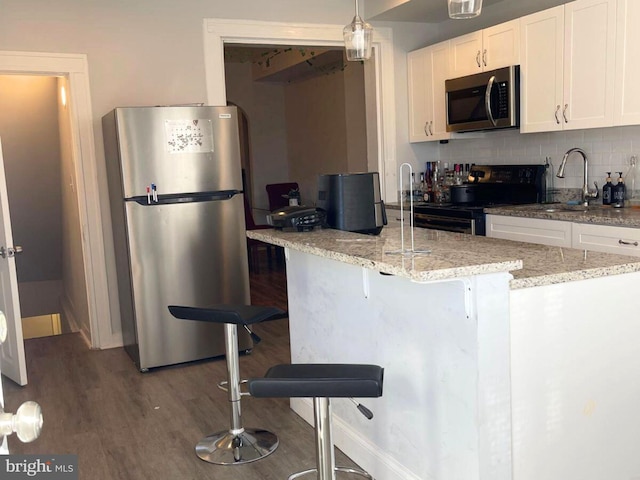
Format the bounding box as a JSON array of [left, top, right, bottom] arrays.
[[445, 65, 520, 133]]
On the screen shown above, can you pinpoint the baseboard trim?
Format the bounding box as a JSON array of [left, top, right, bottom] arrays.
[[60, 295, 80, 334], [60, 295, 91, 348], [290, 398, 424, 480]]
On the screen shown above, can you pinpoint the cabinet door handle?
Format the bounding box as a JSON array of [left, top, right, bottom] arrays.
[[618, 239, 639, 246], [562, 104, 569, 123], [476, 50, 481, 67], [428, 121, 433, 135], [482, 49, 487, 67], [555, 105, 561, 124], [424, 122, 429, 136]]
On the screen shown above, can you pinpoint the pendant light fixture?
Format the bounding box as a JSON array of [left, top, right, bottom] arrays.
[[448, 0, 483, 19], [343, 0, 373, 61]]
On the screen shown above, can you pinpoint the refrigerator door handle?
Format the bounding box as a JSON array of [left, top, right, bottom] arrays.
[[126, 190, 242, 206]]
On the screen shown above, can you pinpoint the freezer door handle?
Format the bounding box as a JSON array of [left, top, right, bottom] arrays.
[[126, 189, 241, 206]]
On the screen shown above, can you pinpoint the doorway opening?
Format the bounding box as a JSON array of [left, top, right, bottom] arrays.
[[202, 19, 397, 206], [0, 74, 89, 340], [224, 45, 372, 223]]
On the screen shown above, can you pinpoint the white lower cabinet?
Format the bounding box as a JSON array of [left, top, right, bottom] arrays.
[[487, 214, 640, 256], [486, 214, 573, 247], [572, 222, 640, 256]]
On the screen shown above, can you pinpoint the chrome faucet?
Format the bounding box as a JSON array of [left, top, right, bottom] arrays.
[[556, 147, 599, 207]]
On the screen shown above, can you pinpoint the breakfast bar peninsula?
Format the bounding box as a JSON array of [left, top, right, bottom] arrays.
[[248, 224, 640, 480]]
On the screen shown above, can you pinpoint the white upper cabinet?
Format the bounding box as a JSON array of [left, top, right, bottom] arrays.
[[483, 20, 521, 71], [614, 0, 640, 125], [563, 0, 616, 130], [408, 47, 430, 142], [520, 6, 565, 133], [408, 41, 451, 143], [450, 19, 520, 77], [521, 0, 617, 133], [450, 30, 482, 77]]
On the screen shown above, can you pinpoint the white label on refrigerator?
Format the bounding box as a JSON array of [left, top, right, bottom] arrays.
[[165, 119, 214, 154]]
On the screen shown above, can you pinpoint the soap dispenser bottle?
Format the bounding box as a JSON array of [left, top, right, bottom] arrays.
[[613, 172, 626, 208], [603, 172, 614, 205]]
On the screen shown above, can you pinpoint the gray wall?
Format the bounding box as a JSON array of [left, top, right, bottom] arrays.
[[285, 60, 367, 206], [0, 75, 62, 283], [224, 61, 289, 214], [225, 53, 367, 212]]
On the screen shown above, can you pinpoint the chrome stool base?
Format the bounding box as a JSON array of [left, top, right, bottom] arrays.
[[195, 428, 279, 465], [289, 466, 373, 480]]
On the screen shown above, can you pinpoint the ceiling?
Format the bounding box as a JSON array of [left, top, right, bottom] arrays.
[[369, 0, 505, 23], [367, 0, 572, 24]]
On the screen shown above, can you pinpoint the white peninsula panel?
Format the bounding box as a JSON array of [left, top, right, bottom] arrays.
[[510, 271, 640, 480], [285, 249, 514, 480]]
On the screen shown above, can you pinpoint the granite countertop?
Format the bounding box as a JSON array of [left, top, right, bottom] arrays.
[[247, 226, 640, 289], [485, 203, 640, 228]]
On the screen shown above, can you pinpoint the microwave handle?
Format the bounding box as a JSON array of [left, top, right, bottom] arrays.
[[485, 75, 497, 127]]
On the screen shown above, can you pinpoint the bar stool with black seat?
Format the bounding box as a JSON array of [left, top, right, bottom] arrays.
[[248, 363, 384, 480], [168, 304, 286, 465]]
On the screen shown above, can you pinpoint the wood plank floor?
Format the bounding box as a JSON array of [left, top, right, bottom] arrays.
[[3, 257, 364, 480]]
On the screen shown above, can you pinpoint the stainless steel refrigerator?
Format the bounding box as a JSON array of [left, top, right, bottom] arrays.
[[103, 105, 251, 371]]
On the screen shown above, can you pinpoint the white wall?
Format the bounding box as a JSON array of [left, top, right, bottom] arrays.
[[58, 77, 90, 338]]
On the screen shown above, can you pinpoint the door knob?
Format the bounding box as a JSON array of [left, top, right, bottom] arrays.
[[0, 401, 43, 443], [0, 245, 23, 259]]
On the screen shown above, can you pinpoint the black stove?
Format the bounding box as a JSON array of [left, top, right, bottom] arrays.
[[413, 164, 546, 235]]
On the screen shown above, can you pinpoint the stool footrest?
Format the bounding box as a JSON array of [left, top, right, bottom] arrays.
[[217, 379, 251, 396], [288, 466, 374, 480]]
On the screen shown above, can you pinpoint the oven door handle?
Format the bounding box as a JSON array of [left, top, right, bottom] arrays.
[[485, 75, 497, 127], [414, 213, 476, 235]]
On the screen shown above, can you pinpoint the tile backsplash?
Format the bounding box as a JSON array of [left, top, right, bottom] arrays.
[[417, 125, 640, 194]]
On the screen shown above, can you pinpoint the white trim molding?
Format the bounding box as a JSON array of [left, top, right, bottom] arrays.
[[202, 18, 397, 202], [0, 50, 117, 349]]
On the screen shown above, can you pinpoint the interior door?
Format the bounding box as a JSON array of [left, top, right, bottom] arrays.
[[0, 137, 27, 386], [0, 310, 7, 453]]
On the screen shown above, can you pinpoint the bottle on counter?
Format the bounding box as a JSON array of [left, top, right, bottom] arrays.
[[454, 163, 463, 185], [603, 172, 614, 206], [422, 162, 433, 202], [613, 172, 625, 208], [626, 155, 640, 209], [433, 161, 446, 204], [441, 162, 452, 203], [417, 172, 425, 202]]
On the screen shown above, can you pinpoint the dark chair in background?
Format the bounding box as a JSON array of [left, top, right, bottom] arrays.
[[266, 182, 300, 212], [244, 196, 274, 273]]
